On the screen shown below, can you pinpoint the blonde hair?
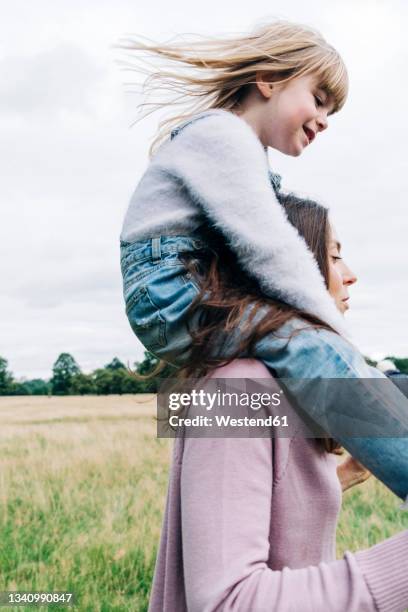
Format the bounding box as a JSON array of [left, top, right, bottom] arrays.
[[118, 20, 348, 158]]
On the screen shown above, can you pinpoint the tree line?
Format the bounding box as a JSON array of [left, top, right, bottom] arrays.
[[0, 353, 176, 396], [1, 353, 407, 397]]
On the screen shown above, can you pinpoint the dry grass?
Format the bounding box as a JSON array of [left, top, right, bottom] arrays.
[[0, 395, 406, 611], [0, 395, 170, 611]]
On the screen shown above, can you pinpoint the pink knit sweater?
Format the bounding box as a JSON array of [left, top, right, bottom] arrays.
[[148, 360, 408, 612]]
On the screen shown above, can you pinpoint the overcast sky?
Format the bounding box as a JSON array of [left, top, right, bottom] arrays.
[[1, 0, 407, 379]]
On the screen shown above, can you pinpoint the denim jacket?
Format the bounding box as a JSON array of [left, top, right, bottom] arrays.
[[120, 235, 408, 503]]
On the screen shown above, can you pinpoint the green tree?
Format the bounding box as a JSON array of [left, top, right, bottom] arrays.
[[70, 373, 96, 395], [136, 351, 159, 377], [133, 351, 177, 393], [20, 379, 51, 395], [0, 357, 14, 395], [119, 371, 144, 394], [105, 357, 126, 371], [386, 356, 408, 375], [10, 382, 29, 395], [50, 353, 81, 395], [110, 369, 132, 394], [92, 367, 143, 395], [93, 368, 114, 395]]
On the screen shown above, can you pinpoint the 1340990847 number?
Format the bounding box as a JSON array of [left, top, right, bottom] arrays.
[[0, 591, 76, 606]]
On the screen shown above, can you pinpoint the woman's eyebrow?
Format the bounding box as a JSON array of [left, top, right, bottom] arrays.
[[330, 239, 342, 251]]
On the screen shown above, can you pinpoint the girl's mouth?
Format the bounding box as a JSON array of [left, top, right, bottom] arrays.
[[303, 126, 315, 144]]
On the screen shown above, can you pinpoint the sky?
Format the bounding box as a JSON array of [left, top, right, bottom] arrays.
[[1, 0, 407, 379]]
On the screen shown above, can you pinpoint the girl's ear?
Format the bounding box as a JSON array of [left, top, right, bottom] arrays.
[[255, 72, 274, 99]]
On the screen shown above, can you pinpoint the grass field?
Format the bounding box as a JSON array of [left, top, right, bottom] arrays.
[[0, 395, 407, 611]]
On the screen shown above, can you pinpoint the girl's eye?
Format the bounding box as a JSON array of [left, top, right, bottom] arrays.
[[314, 94, 323, 107], [331, 255, 342, 262]]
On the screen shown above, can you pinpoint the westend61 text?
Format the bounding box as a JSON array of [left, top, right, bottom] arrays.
[[168, 414, 289, 428], [168, 389, 283, 412]]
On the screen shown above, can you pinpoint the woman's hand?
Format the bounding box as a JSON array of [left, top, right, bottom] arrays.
[[337, 454, 372, 492]]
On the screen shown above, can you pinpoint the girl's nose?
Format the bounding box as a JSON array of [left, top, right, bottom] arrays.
[[343, 264, 357, 286], [317, 112, 328, 132]]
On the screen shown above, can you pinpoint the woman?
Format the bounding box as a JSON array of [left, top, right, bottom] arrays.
[[148, 194, 408, 612]]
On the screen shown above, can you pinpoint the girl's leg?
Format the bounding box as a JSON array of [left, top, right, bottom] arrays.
[[120, 235, 208, 367]]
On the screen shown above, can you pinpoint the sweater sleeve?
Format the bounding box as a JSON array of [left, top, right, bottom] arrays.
[[155, 111, 347, 337], [180, 434, 408, 612]]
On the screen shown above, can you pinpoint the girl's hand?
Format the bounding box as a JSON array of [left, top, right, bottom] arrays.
[[337, 454, 372, 492]]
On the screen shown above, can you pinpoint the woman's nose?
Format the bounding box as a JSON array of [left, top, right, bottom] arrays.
[[343, 263, 357, 286]]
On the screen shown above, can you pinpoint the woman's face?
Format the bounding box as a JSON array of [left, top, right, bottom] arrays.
[[327, 223, 357, 313]]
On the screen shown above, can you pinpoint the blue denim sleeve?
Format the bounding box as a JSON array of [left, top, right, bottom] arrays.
[[255, 321, 408, 501]]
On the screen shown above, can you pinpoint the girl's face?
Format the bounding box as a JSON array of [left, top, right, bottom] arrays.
[[256, 73, 335, 156], [327, 223, 357, 314]]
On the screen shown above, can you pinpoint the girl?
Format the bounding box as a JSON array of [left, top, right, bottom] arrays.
[[148, 194, 408, 612], [119, 20, 408, 500]]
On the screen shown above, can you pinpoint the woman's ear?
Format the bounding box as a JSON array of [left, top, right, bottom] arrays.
[[255, 72, 274, 99]]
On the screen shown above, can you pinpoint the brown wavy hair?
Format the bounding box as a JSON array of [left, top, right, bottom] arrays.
[[177, 191, 342, 453]]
